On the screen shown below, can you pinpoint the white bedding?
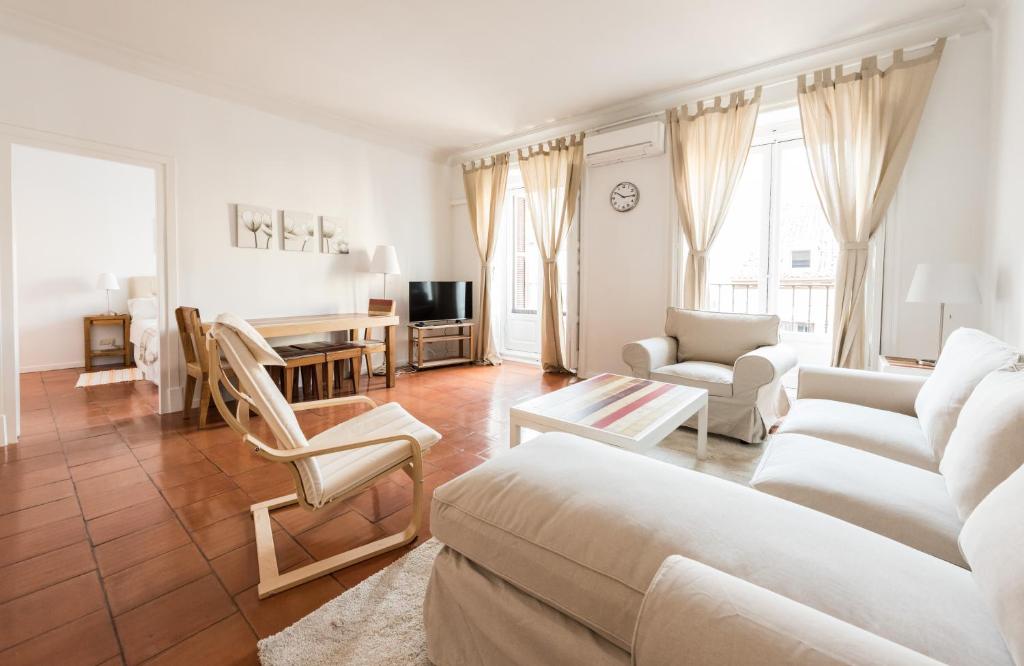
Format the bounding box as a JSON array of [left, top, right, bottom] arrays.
[[130, 317, 160, 384]]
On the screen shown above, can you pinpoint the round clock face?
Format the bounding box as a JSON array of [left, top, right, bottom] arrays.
[[610, 181, 639, 212]]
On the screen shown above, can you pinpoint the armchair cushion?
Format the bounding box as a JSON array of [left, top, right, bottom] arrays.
[[651, 361, 733, 397], [914, 328, 1018, 460], [665, 308, 779, 366], [309, 401, 441, 506], [633, 556, 941, 666], [777, 399, 936, 471], [959, 465, 1024, 665], [621, 336, 677, 378]]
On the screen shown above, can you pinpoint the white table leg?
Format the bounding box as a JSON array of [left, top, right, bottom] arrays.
[[509, 417, 522, 448], [696, 403, 708, 461]]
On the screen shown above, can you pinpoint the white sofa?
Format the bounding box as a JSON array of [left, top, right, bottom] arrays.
[[423, 432, 1020, 665], [622, 308, 796, 443], [751, 328, 1022, 567]]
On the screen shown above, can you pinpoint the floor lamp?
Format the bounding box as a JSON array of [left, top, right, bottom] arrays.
[[906, 262, 981, 363], [369, 245, 401, 299]]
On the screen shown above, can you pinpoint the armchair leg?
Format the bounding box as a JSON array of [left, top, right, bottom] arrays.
[[252, 458, 424, 599]]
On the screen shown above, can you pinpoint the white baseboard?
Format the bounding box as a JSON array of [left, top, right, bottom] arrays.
[[163, 384, 184, 415], [20, 360, 84, 373]]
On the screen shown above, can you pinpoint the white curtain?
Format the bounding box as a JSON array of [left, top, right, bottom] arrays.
[[668, 88, 762, 310], [798, 39, 944, 368], [518, 135, 584, 373], [462, 154, 510, 365]]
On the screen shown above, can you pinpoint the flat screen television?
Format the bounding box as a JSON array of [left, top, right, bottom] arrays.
[[409, 281, 473, 322]]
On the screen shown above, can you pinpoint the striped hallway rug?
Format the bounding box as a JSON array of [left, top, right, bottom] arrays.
[[76, 367, 145, 388]]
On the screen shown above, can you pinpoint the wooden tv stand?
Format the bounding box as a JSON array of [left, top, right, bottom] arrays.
[[408, 321, 475, 370]]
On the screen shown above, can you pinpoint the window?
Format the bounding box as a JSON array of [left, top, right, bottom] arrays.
[[510, 195, 540, 315], [705, 106, 839, 368]]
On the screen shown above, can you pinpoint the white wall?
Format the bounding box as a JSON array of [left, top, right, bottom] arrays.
[[984, 0, 1024, 348], [0, 32, 450, 433], [14, 145, 157, 371], [881, 31, 991, 359], [577, 152, 676, 377]]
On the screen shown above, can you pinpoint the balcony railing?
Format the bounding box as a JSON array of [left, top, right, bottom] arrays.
[[708, 281, 834, 334]]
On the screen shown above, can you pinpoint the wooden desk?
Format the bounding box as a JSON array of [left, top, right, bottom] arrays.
[[204, 313, 400, 388]]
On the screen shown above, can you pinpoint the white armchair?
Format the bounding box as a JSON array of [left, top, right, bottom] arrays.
[[623, 308, 796, 443]]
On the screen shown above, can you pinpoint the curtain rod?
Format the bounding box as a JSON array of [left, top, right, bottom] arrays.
[[579, 36, 952, 137]]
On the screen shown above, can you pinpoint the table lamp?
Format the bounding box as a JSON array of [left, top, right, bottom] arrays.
[[906, 262, 980, 362], [369, 245, 401, 299], [97, 272, 120, 315]]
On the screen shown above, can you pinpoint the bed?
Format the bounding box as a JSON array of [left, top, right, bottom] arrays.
[[127, 276, 160, 385]]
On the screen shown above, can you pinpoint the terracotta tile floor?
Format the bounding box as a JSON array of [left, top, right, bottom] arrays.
[[1, 363, 571, 665]]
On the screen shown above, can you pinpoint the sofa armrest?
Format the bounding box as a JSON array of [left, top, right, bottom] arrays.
[[632, 556, 940, 666], [734, 343, 798, 394], [796, 366, 926, 416], [622, 337, 677, 379]]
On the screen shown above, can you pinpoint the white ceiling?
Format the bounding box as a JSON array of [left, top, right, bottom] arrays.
[[0, 0, 967, 157]]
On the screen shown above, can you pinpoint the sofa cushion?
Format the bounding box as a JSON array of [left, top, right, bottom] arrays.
[[751, 434, 964, 567], [959, 464, 1024, 665], [651, 361, 733, 397], [430, 433, 1011, 664], [665, 308, 778, 366], [940, 369, 1024, 521], [777, 399, 937, 470], [914, 328, 1018, 460]]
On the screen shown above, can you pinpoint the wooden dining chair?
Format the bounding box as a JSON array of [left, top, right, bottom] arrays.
[[205, 313, 441, 598], [349, 298, 395, 385], [175, 306, 214, 428]]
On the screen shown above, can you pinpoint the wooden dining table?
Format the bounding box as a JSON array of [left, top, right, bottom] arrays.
[[204, 312, 401, 388]]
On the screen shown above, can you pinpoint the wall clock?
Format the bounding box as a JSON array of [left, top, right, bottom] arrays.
[[610, 181, 639, 212]]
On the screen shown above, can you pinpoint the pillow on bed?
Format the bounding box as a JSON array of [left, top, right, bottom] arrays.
[[127, 296, 158, 319]]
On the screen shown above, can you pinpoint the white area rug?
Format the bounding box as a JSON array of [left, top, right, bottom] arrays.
[[75, 367, 145, 387], [258, 538, 443, 666]]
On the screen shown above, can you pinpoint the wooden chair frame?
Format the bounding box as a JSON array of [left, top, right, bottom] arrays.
[[175, 306, 213, 427], [206, 332, 424, 599]]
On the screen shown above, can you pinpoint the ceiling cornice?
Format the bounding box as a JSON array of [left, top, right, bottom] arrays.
[[0, 7, 449, 163], [449, 4, 990, 164]]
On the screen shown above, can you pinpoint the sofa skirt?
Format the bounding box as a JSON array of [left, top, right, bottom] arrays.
[[424, 545, 629, 666]]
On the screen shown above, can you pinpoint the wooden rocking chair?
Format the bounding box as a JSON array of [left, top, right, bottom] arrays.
[[205, 313, 441, 598]]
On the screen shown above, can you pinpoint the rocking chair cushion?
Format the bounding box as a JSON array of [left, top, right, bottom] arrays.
[[215, 313, 285, 366], [309, 402, 442, 505]]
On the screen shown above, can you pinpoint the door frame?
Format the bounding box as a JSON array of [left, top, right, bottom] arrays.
[[0, 122, 179, 444]]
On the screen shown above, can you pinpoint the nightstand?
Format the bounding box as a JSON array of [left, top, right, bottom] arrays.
[[83, 314, 132, 371], [879, 355, 934, 377]]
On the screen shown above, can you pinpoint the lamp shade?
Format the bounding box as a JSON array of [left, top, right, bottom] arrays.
[[369, 245, 401, 275], [96, 272, 120, 291], [906, 263, 980, 304]]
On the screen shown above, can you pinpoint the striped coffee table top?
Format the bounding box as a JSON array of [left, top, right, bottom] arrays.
[[514, 373, 697, 439]]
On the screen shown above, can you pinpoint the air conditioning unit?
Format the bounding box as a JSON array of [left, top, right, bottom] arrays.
[[584, 120, 665, 167]]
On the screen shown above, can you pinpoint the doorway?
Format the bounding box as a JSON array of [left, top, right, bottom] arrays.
[[0, 127, 178, 444]]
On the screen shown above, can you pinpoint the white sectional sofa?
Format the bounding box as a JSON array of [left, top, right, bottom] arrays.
[[751, 328, 1022, 567], [423, 433, 1021, 665]]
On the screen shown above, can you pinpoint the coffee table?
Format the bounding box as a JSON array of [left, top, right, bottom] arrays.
[[509, 373, 709, 460]]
